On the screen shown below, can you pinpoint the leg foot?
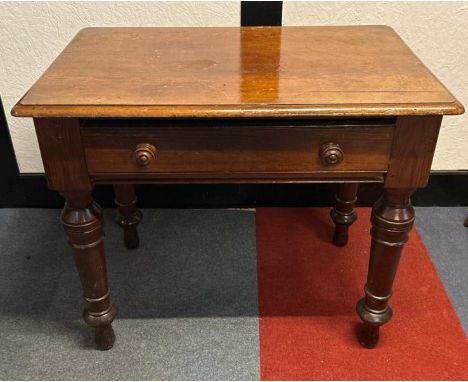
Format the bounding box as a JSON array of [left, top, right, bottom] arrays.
[[333, 225, 350, 247], [95, 324, 116, 350], [331, 183, 358, 246], [356, 323, 380, 349], [122, 225, 140, 249], [113, 184, 142, 249], [356, 188, 415, 348], [83, 302, 118, 350]]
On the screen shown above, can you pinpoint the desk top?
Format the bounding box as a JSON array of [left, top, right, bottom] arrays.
[[12, 26, 464, 118]]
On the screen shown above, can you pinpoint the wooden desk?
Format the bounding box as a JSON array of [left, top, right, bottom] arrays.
[[12, 26, 464, 350]]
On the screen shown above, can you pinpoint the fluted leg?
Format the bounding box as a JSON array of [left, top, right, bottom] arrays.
[[113, 184, 142, 249], [61, 191, 118, 350], [331, 183, 358, 246], [356, 188, 415, 348]]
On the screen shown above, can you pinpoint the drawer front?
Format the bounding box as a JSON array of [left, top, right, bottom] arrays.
[[82, 123, 393, 177]]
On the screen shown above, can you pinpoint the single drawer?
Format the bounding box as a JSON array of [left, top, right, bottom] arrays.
[[81, 120, 394, 178]]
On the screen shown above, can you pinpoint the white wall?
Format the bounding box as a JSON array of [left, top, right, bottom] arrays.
[[2, 2, 467, 172], [283, 1, 468, 171], [0, 1, 240, 173]]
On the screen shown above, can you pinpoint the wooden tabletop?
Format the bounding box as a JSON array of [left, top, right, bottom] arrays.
[[12, 26, 464, 118]]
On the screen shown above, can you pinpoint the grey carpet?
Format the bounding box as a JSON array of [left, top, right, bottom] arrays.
[[0, 209, 259, 380], [415, 207, 468, 336]]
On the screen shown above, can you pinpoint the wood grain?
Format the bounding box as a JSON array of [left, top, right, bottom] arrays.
[[385, 115, 442, 188], [34, 118, 91, 191], [12, 26, 464, 118]]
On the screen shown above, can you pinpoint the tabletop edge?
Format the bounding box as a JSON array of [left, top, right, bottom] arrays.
[[11, 100, 465, 119]]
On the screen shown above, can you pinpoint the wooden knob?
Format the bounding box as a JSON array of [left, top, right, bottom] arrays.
[[319, 142, 343, 166], [134, 143, 157, 167]]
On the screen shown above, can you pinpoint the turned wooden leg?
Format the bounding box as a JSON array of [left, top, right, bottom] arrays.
[[330, 183, 358, 246], [113, 184, 142, 249], [61, 191, 118, 350], [356, 188, 415, 348]]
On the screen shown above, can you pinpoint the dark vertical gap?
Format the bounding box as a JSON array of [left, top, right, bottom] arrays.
[[0, 97, 21, 205], [241, 1, 283, 26], [0, 99, 19, 177]]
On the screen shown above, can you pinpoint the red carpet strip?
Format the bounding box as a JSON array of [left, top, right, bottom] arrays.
[[256, 207, 468, 380]]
